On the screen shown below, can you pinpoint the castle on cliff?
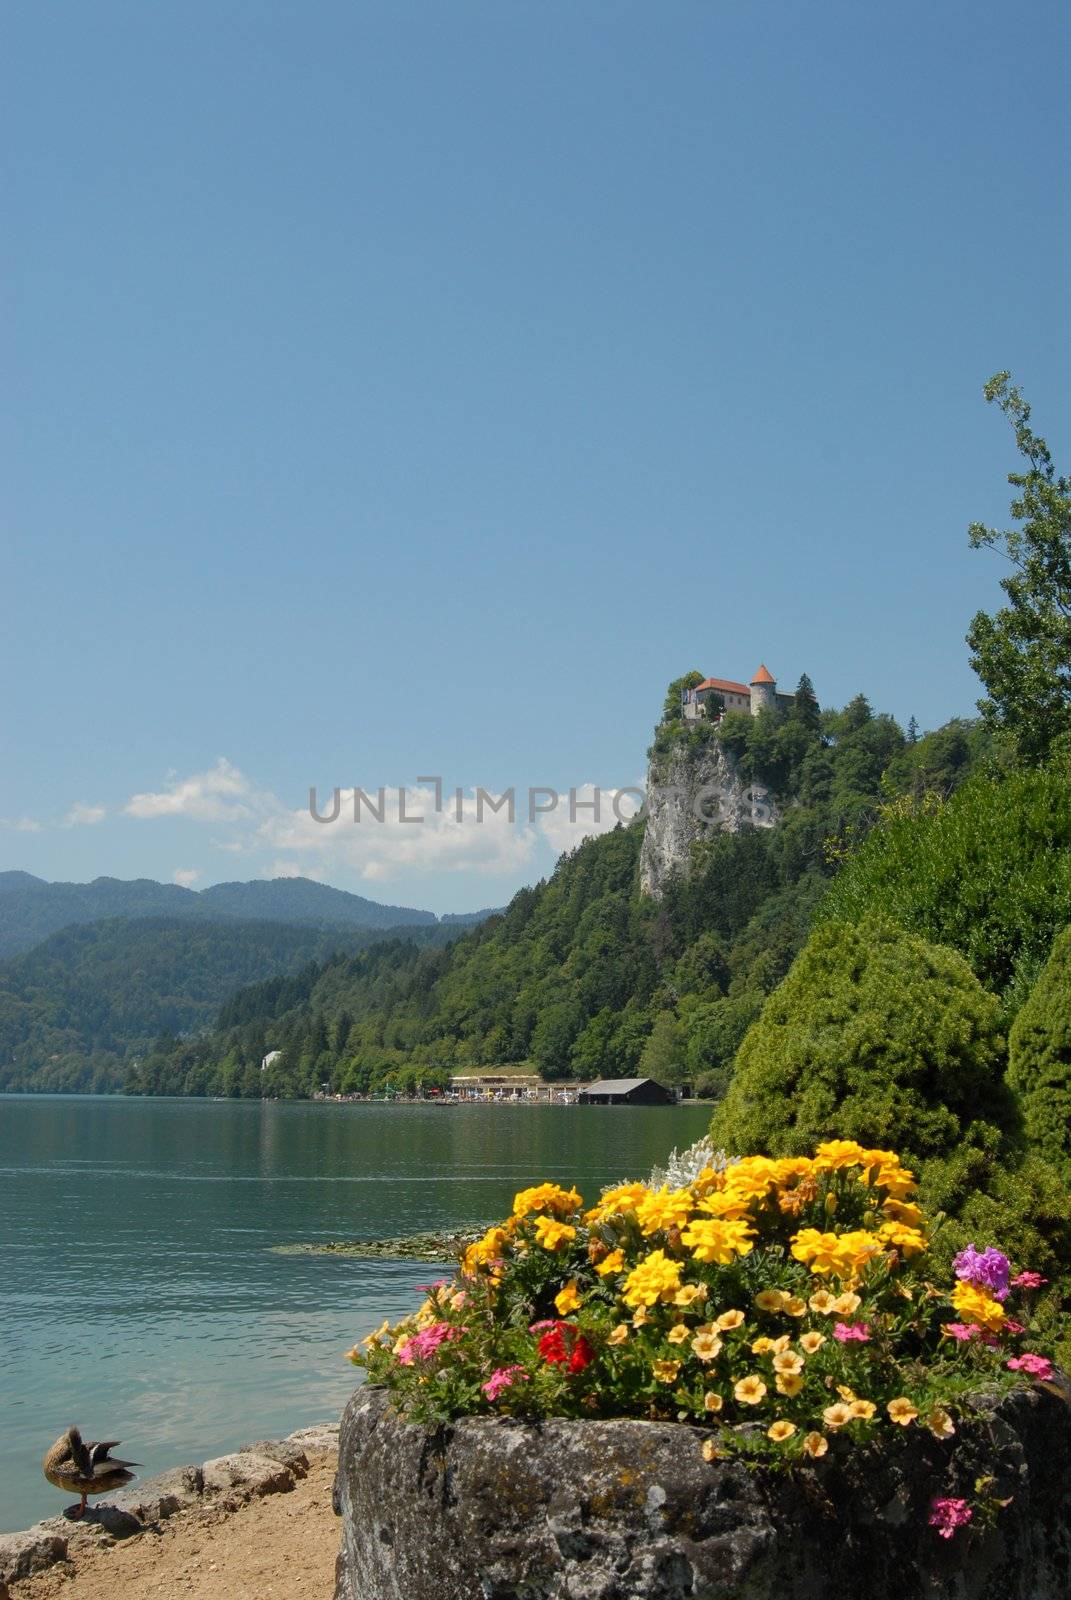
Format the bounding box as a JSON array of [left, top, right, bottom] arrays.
[[680, 664, 795, 722]]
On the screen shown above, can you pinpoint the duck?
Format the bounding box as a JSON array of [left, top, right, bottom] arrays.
[[42, 1427, 138, 1518]]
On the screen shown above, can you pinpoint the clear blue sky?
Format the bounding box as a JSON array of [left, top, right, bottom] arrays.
[[3, 0, 1068, 912]]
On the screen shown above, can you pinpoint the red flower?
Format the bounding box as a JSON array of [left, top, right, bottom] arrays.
[[536, 1320, 594, 1374]]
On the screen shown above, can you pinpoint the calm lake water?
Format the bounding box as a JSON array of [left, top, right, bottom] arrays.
[[0, 1094, 709, 1532]]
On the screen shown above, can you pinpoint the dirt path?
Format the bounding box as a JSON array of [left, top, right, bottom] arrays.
[[12, 1451, 338, 1600]]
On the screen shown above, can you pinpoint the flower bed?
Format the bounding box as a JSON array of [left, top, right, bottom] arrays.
[[350, 1141, 1054, 1509]]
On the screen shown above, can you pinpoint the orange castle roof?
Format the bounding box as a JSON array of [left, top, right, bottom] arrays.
[[750, 664, 776, 685], [695, 677, 750, 696]]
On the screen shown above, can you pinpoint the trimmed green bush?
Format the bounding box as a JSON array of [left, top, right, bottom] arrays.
[[1008, 924, 1071, 1180], [818, 766, 1071, 1013], [709, 917, 1012, 1164]]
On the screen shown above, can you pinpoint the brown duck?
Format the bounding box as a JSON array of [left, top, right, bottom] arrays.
[[43, 1427, 138, 1517]]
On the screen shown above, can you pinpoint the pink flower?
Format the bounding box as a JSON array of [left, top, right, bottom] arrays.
[[943, 1322, 981, 1342], [1007, 1353, 1054, 1380], [1003, 1318, 1025, 1335], [482, 1365, 528, 1401], [929, 1497, 972, 1539], [1011, 1271, 1048, 1290], [832, 1322, 871, 1343], [396, 1321, 459, 1366]]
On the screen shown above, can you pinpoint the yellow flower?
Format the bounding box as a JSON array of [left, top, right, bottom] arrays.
[[716, 1308, 745, 1331], [588, 1181, 649, 1220], [882, 1199, 926, 1228], [802, 1432, 829, 1458], [951, 1280, 1005, 1334], [926, 1407, 955, 1439], [622, 1249, 684, 1308], [831, 1292, 861, 1316], [514, 1183, 582, 1219], [808, 1290, 838, 1314], [595, 1249, 625, 1277], [734, 1375, 767, 1405], [692, 1330, 723, 1363], [776, 1373, 804, 1397], [681, 1218, 756, 1265], [703, 1390, 724, 1413], [822, 1403, 854, 1429], [360, 1318, 391, 1348], [813, 1139, 869, 1171], [667, 1322, 691, 1345], [462, 1226, 510, 1274], [850, 1399, 876, 1420], [770, 1334, 792, 1354], [877, 1220, 928, 1258], [799, 1332, 826, 1354], [636, 1185, 695, 1236], [836, 1385, 857, 1401], [790, 1228, 882, 1278], [533, 1216, 577, 1252], [632, 1306, 651, 1328], [674, 1282, 707, 1306], [554, 1280, 582, 1315], [773, 1351, 804, 1377], [887, 1397, 918, 1426], [652, 1358, 681, 1383], [700, 1437, 724, 1461], [754, 1289, 786, 1312], [751, 1336, 776, 1355], [782, 1296, 807, 1317], [607, 1323, 630, 1346], [767, 1420, 796, 1442]]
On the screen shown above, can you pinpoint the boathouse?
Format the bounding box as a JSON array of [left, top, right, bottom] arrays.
[[577, 1077, 674, 1106]]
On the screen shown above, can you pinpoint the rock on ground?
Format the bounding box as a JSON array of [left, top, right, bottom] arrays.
[[334, 1384, 1071, 1600]]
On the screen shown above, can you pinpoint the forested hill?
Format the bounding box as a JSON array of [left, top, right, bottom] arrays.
[[128, 693, 991, 1100], [0, 915, 466, 1093], [0, 871, 443, 961]]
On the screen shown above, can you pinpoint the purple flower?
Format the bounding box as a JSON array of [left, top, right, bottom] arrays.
[[832, 1322, 870, 1343], [953, 1244, 1010, 1301], [1007, 1352, 1054, 1380], [1011, 1270, 1047, 1290], [929, 1498, 972, 1540], [482, 1365, 528, 1401]]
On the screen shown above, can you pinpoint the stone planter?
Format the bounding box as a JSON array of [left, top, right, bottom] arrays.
[[333, 1383, 1071, 1600]]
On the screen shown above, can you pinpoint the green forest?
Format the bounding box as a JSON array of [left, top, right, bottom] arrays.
[[0, 917, 465, 1093]]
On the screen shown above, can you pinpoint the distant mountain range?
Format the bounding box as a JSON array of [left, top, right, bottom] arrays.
[[0, 914, 475, 1093], [0, 871, 496, 961]]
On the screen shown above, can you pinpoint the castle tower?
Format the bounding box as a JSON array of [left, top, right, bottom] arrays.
[[749, 664, 777, 717]]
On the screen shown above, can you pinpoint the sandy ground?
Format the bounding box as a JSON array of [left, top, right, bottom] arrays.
[[11, 1451, 338, 1600]]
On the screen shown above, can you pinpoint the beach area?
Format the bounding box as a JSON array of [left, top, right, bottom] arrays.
[[3, 1427, 339, 1600]]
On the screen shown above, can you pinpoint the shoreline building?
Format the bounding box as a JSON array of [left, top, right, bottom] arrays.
[[681, 664, 794, 723]]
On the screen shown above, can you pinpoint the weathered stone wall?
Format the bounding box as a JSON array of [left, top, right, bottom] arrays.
[[638, 739, 778, 899], [333, 1384, 1071, 1600]]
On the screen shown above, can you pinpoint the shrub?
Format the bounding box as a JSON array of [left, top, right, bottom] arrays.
[[708, 918, 1012, 1165], [350, 1142, 1055, 1476], [1007, 926, 1071, 1181], [818, 766, 1071, 1011]]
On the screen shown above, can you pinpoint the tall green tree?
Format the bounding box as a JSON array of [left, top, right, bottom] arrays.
[[967, 373, 1071, 763]]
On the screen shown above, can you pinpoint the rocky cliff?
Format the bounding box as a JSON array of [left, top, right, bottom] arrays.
[[638, 737, 778, 898]]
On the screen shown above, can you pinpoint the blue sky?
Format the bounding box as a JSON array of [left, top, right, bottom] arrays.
[[3, 0, 1068, 912]]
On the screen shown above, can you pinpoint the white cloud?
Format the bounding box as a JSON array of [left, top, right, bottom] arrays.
[[0, 816, 43, 832], [115, 759, 646, 887], [259, 783, 538, 882], [64, 802, 107, 827], [172, 867, 202, 887], [125, 758, 257, 822], [536, 782, 644, 856]]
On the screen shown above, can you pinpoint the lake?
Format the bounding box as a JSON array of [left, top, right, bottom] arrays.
[[0, 1094, 709, 1532]]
